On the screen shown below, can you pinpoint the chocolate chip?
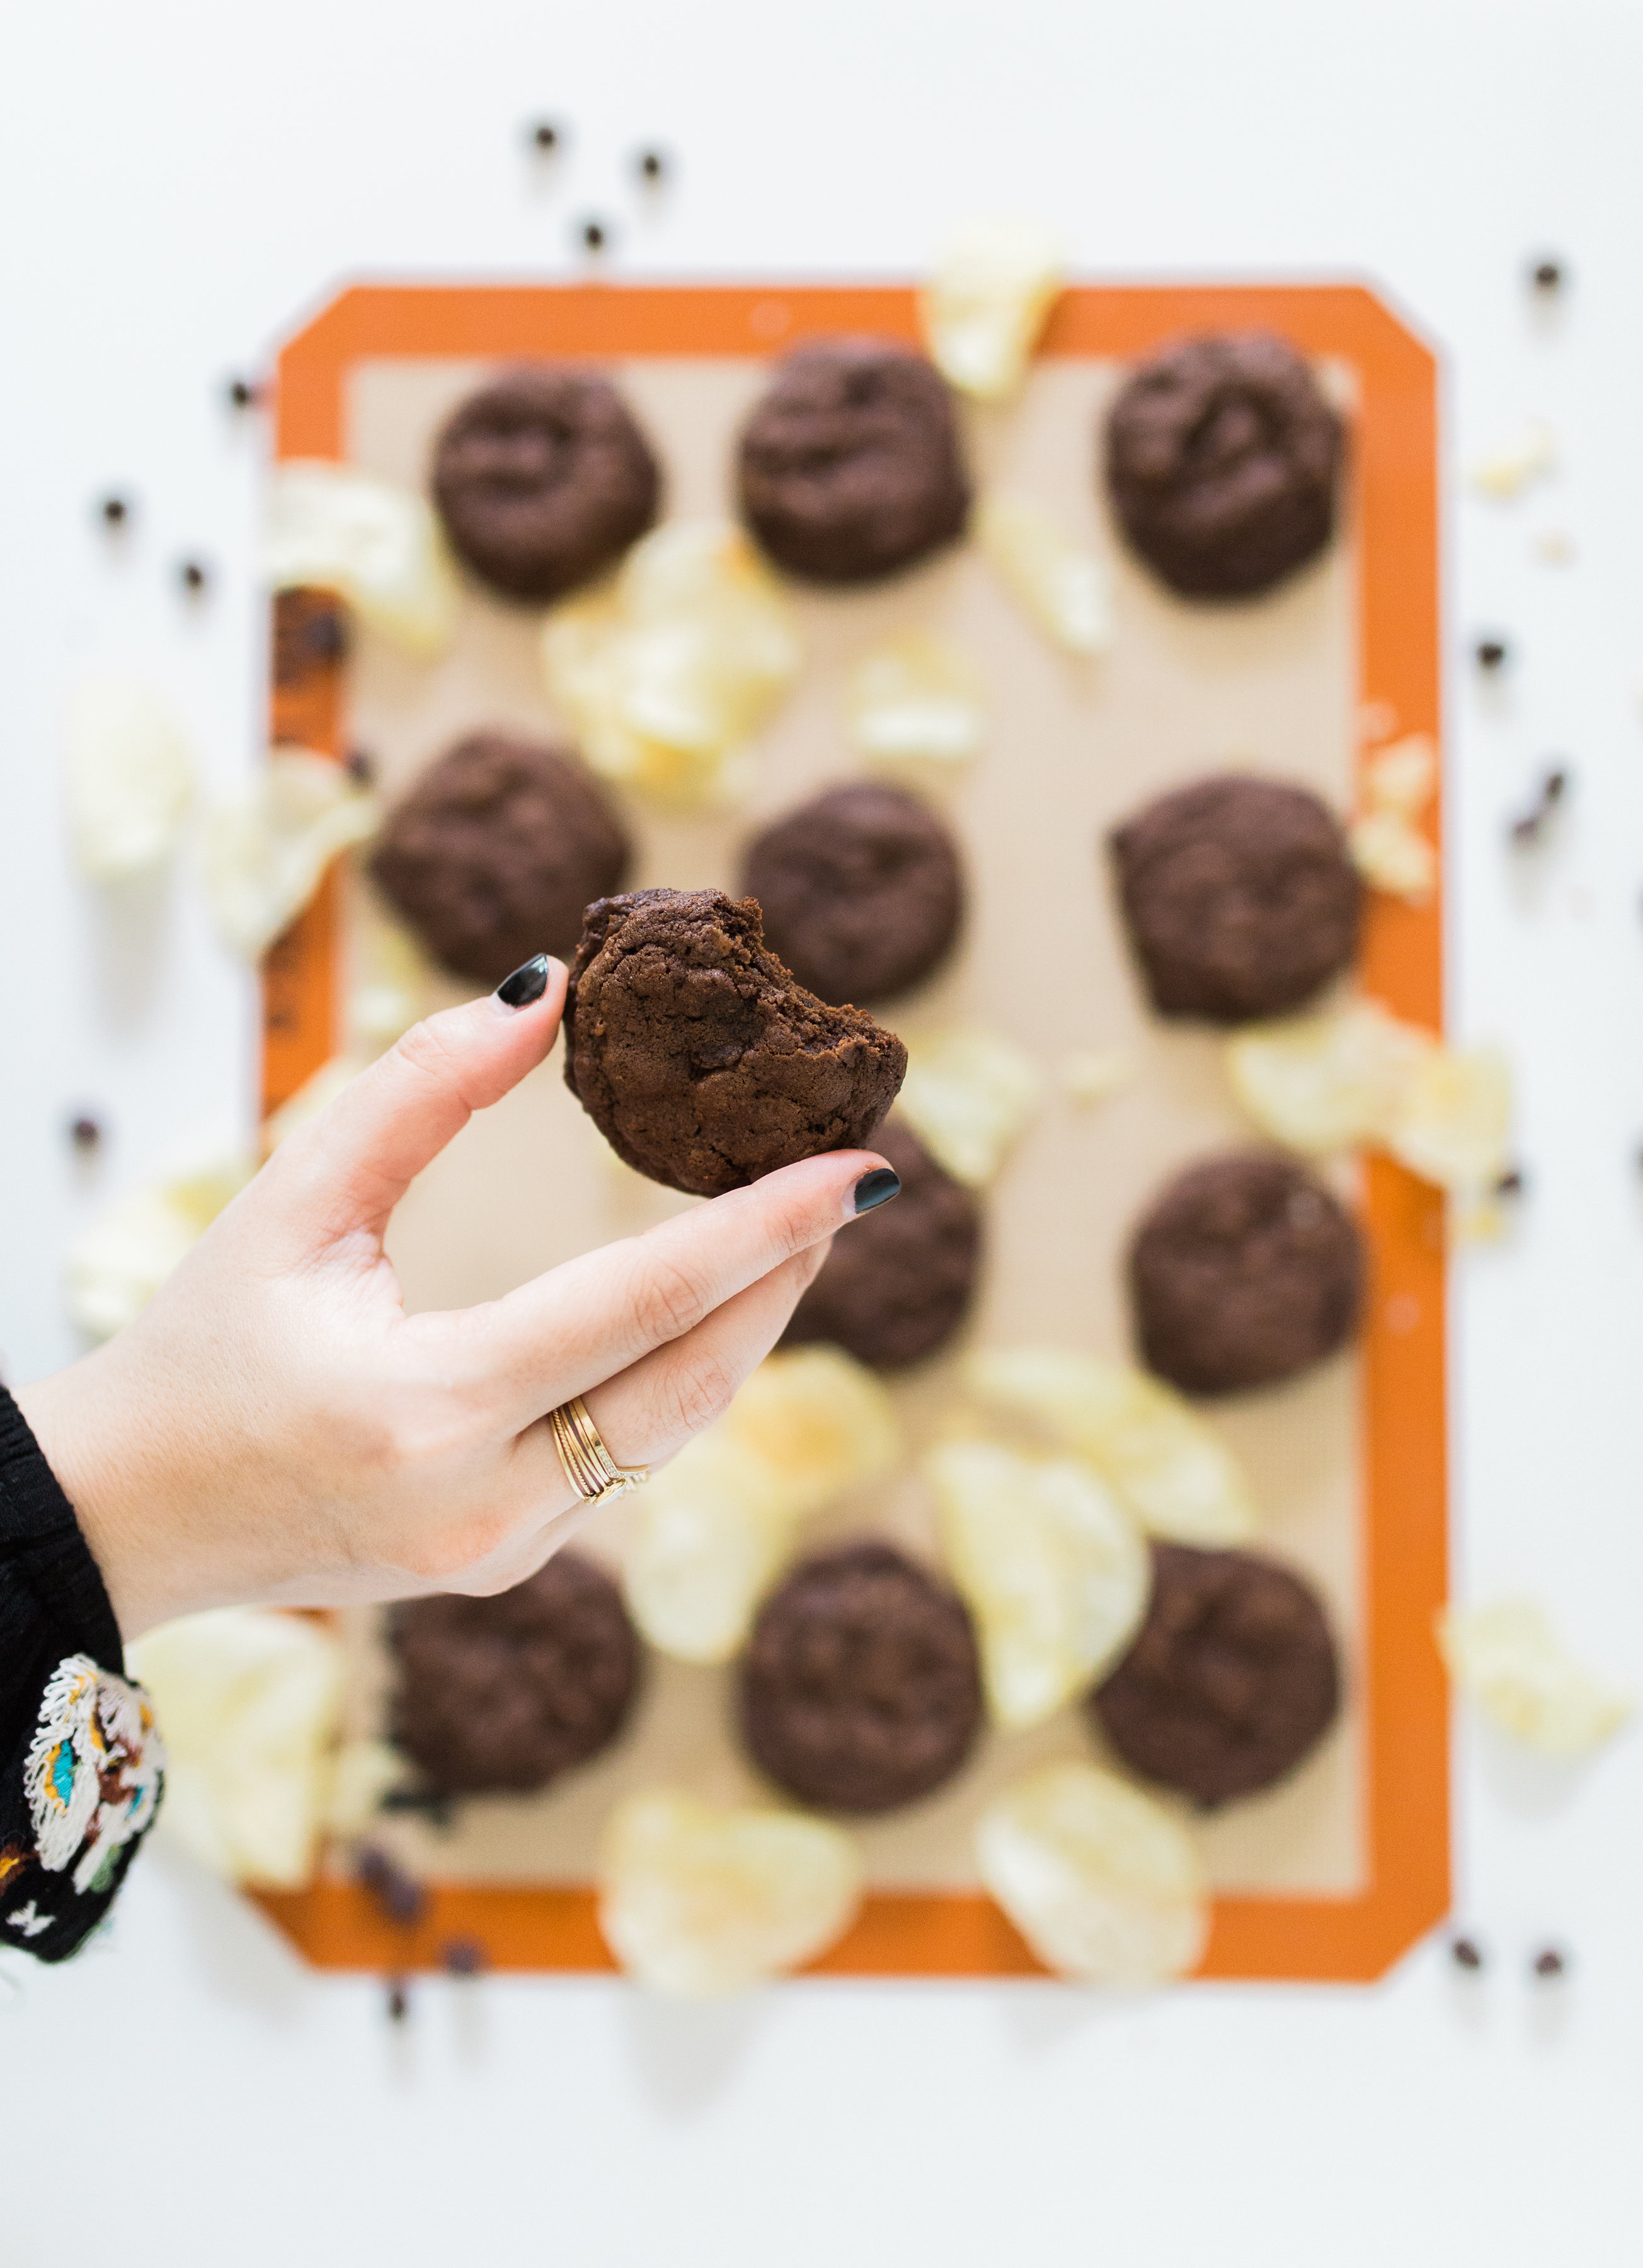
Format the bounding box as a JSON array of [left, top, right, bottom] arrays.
[[1493, 1168, 1525, 1198], [1475, 638, 1508, 671], [530, 120, 561, 152], [179, 559, 209, 595], [637, 148, 666, 183], [378, 1784, 455, 1828], [442, 1937, 486, 1977], [386, 1975, 409, 2022], [226, 377, 258, 410], [578, 217, 609, 253], [345, 747, 375, 788], [1532, 1945, 1567, 1979], [1531, 258, 1564, 292], [68, 1114, 103, 1152], [1509, 768, 1569, 845], [1449, 1935, 1484, 1972], [100, 495, 130, 529], [357, 1845, 428, 1926]]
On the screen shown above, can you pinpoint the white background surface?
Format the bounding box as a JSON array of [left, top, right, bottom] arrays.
[[1, 3, 1640, 2259]]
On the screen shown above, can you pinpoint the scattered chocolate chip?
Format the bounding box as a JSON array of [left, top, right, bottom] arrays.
[[1475, 637, 1508, 671], [1532, 1945, 1567, 1979], [68, 1114, 103, 1152], [386, 1974, 409, 2022], [379, 1784, 454, 1829], [357, 1845, 428, 1926], [637, 148, 666, 183], [1449, 1935, 1484, 1972], [179, 559, 209, 595], [100, 495, 130, 529], [272, 590, 350, 686], [345, 747, 376, 788], [226, 376, 259, 410], [1493, 1168, 1525, 1198], [530, 120, 561, 152], [1510, 768, 1569, 845], [1531, 258, 1564, 293], [442, 1937, 486, 1978], [578, 217, 609, 253]]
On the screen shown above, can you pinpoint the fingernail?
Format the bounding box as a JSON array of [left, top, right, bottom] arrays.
[[495, 954, 551, 1009], [850, 1167, 901, 1217]]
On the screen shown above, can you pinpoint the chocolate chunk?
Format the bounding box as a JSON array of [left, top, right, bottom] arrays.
[[1091, 1541, 1341, 1807], [739, 1542, 983, 1814], [563, 888, 907, 1198]]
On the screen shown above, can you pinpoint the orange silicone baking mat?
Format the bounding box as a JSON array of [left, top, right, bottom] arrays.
[[256, 282, 1444, 1983]]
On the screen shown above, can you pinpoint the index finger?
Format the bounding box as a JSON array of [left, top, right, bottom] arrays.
[[421, 1146, 900, 1431]]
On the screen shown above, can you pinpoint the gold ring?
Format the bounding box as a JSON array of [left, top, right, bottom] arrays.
[[547, 1394, 650, 1508]]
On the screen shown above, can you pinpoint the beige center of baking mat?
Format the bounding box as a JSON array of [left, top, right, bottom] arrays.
[[335, 352, 1363, 1900]]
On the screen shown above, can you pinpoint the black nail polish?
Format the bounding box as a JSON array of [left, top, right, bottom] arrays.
[[852, 1167, 901, 1217], [496, 954, 551, 1008]]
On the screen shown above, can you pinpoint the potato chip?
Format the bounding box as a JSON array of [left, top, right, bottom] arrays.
[[541, 522, 799, 811], [129, 1608, 347, 1888], [624, 1349, 902, 1662], [324, 1739, 404, 1838], [896, 1029, 1043, 1187], [1227, 999, 1429, 1157], [1468, 419, 1555, 500], [597, 1789, 862, 1995], [65, 1153, 252, 1339], [64, 678, 196, 879], [975, 1760, 1208, 1984], [847, 631, 985, 769], [919, 219, 1064, 401], [976, 490, 1112, 657], [966, 1348, 1259, 1547], [1387, 1043, 1512, 1192], [1362, 733, 1437, 817], [202, 749, 379, 961], [1348, 810, 1438, 903], [1438, 1600, 1631, 1755], [266, 461, 458, 656], [927, 1440, 1150, 1729], [1058, 1049, 1133, 1105]]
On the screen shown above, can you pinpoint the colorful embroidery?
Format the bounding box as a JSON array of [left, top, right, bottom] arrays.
[[23, 1654, 164, 1896]]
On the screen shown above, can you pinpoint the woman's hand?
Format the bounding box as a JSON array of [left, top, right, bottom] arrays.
[[18, 957, 897, 1637]]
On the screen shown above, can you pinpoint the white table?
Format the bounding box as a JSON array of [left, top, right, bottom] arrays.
[[1, 4, 1639, 2259]]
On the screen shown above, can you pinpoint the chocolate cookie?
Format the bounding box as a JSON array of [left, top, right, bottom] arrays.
[[1104, 331, 1344, 601], [1129, 1152, 1364, 1397], [431, 366, 661, 604], [1090, 1541, 1341, 1807], [370, 731, 631, 986], [389, 1551, 640, 1796], [740, 782, 964, 1007], [781, 1120, 980, 1370], [1109, 774, 1361, 1024], [736, 339, 971, 585], [563, 888, 907, 1198], [739, 1542, 984, 1814]]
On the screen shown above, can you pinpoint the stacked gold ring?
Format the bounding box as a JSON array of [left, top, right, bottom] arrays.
[[548, 1394, 650, 1508]]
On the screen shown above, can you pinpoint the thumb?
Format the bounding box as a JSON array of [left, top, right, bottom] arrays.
[[265, 954, 568, 1246]]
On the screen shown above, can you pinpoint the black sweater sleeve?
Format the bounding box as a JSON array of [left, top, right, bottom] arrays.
[[0, 1384, 163, 1961]]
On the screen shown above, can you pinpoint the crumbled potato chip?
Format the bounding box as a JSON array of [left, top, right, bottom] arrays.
[[64, 678, 197, 879], [266, 461, 457, 656], [65, 1153, 252, 1340], [202, 749, 379, 961], [541, 522, 799, 811], [976, 1760, 1208, 1984], [625, 1349, 901, 1662], [1058, 1050, 1133, 1105], [1438, 1600, 1631, 1755], [129, 1608, 347, 1888], [897, 1029, 1043, 1186], [966, 1349, 1259, 1547], [1363, 733, 1437, 816], [928, 1440, 1150, 1729], [598, 1789, 862, 1995], [1469, 420, 1555, 500], [1387, 1043, 1512, 1192], [324, 1739, 404, 1837], [1227, 1000, 1431, 1157], [977, 490, 1112, 657], [847, 631, 985, 768], [920, 219, 1064, 401], [1349, 810, 1438, 903]]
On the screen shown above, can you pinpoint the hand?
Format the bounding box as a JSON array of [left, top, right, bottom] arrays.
[[19, 957, 896, 1637]]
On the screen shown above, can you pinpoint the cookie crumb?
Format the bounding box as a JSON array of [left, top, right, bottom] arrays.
[[100, 495, 130, 529], [226, 376, 258, 411], [68, 1114, 103, 1152], [530, 120, 561, 152], [178, 559, 209, 596], [1450, 1935, 1484, 1972], [1530, 257, 1564, 293], [357, 1845, 428, 1927], [636, 148, 666, 183], [1532, 1945, 1567, 1979], [578, 217, 609, 253], [1475, 637, 1508, 671]]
